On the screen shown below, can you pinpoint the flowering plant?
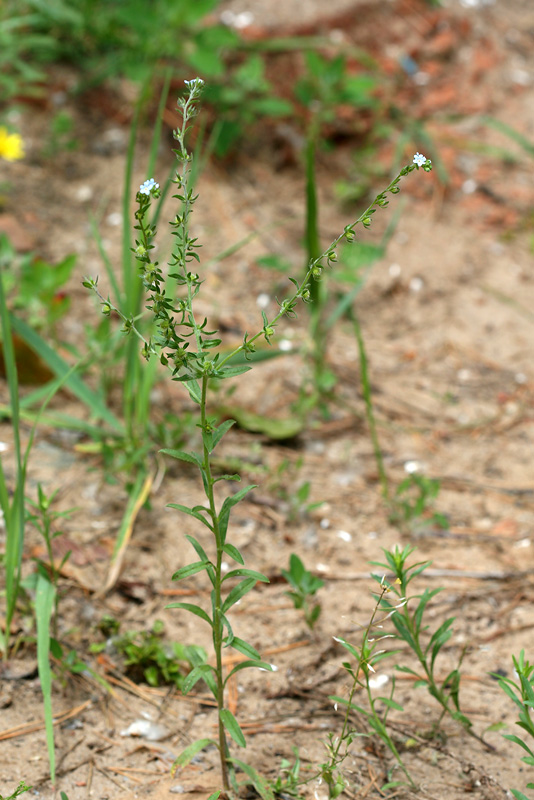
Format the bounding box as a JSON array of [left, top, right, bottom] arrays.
[[0, 127, 24, 161], [85, 78, 432, 796]]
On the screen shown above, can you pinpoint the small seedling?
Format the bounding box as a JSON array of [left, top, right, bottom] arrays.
[[371, 545, 482, 745], [26, 484, 75, 637], [394, 473, 448, 530], [268, 457, 323, 522], [271, 748, 303, 799], [91, 619, 208, 690], [281, 554, 324, 630], [494, 651, 534, 800], [0, 782, 32, 800], [327, 577, 415, 793]]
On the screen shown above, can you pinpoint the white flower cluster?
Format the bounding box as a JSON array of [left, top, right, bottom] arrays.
[[139, 178, 159, 195]]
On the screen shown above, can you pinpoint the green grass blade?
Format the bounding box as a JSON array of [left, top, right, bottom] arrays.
[[35, 574, 56, 783], [9, 314, 123, 432], [482, 116, 534, 157], [0, 268, 25, 657]]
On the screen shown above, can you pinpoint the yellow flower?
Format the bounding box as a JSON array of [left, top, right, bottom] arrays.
[[0, 127, 25, 161]]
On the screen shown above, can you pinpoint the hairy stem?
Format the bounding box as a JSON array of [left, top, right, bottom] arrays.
[[200, 374, 230, 791]]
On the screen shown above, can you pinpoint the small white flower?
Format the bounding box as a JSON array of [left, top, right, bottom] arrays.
[[184, 77, 205, 88], [139, 178, 159, 195], [413, 152, 427, 167]]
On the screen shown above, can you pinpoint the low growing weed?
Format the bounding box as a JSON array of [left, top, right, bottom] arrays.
[[25, 484, 75, 638], [84, 77, 432, 795], [394, 472, 448, 531], [0, 783, 32, 800], [91, 618, 208, 690], [495, 651, 534, 800], [371, 545, 488, 747], [328, 577, 415, 794], [281, 553, 324, 631]]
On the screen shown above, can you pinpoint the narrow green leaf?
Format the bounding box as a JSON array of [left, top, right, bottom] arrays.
[[395, 665, 421, 677], [165, 602, 212, 627], [225, 637, 260, 660], [10, 314, 123, 432], [222, 568, 269, 583], [167, 503, 213, 530], [218, 484, 257, 541], [225, 660, 274, 684], [182, 664, 216, 695], [185, 534, 209, 563], [211, 419, 235, 450], [378, 697, 404, 711], [160, 448, 203, 468], [222, 542, 245, 565], [334, 637, 359, 661], [220, 708, 246, 747], [172, 560, 211, 581], [213, 473, 241, 484], [504, 734, 534, 758], [36, 575, 56, 782], [185, 380, 201, 404], [510, 790, 530, 800], [222, 578, 257, 613], [172, 738, 217, 772], [218, 365, 251, 378], [220, 611, 234, 648], [230, 758, 275, 800]]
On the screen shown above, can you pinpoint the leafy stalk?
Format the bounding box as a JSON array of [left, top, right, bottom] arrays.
[[84, 79, 432, 795]]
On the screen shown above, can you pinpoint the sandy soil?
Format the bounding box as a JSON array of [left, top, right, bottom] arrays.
[[0, 1, 533, 799]]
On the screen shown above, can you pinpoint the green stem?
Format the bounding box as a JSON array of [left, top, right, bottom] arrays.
[[304, 123, 327, 402], [349, 308, 391, 506], [218, 166, 414, 372], [200, 374, 231, 792]]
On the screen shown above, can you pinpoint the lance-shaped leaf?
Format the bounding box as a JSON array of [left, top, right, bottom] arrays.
[[213, 473, 241, 484], [185, 380, 201, 405], [218, 484, 257, 542], [377, 696, 404, 712], [220, 708, 246, 747], [222, 568, 269, 584], [185, 534, 209, 562], [172, 738, 217, 773], [165, 602, 212, 627], [222, 578, 257, 613], [211, 419, 235, 451], [224, 636, 260, 660], [167, 503, 213, 531], [220, 611, 234, 648], [429, 617, 454, 668], [172, 560, 211, 581], [182, 663, 217, 695], [222, 542, 244, 565], [160, 448, 203, 469], [230, 758, 275, 800], [224, 659, 274, 686]]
